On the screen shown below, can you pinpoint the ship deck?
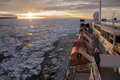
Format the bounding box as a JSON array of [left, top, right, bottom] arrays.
[[63, 26, 120, 80], [66, 67, 120, 80], [101, 22, 120, 34], [64, 65, 91, 80], [100, 67, 120, 80], [63, 35, 120, 80], [92, 29, 120, 80]]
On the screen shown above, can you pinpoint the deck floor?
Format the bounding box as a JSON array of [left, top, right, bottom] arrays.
[[66, 66, 90, 80], [91, 31, 120, 80], [65, 28, 120, 80], [100, 67, 120, 80]]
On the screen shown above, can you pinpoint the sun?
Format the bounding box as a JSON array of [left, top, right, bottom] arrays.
[[18, 12, 45, 19], [27, 12, 34, 19]]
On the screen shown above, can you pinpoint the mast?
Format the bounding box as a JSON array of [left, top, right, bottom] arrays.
[[99, 0, 102, 23]]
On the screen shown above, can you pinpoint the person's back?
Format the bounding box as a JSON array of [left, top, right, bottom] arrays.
[[93, 51, 101, 70], [85, 23, 90, 28], [89, 28, 93, 34], [93, 52, 100, 63]]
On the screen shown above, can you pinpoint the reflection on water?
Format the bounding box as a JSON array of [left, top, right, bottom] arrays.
[[48, 24, 56, 27], [18, 36, 28, 41], [26, 32, 33, 35], [30, 26, 33, 28], [24, 42, 32, 47]]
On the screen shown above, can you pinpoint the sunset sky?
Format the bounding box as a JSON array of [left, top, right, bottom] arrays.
[[0, 0, 120, 19]]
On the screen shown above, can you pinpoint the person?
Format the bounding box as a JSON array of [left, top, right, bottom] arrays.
[[93, 48, 101, 71], [89, 27, 93, 34], [80, 23, 85, 28], [85, 23, 90, 28]]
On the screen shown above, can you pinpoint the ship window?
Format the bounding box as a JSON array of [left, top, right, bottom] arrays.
[[106, 32, 110, 41], [104, 31, 106, 38], [94, 25, 101, 32], [109, 39, 113, 44], [115, 36, 120, 55], [110, 34, 113, 38], [102, 30, 104, 37], [101, 29, 104, 36], [116, 35, 120, 43], [101, 29, 113, 44], [109, 34, 113, 44], [103, 31, 106, 38]]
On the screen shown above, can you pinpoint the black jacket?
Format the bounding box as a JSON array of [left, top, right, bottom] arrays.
[[93, 52, 101, 63]]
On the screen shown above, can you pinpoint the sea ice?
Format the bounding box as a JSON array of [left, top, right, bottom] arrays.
[[0, 18, 81, 79], [52, 58, 57, 64], [29, 52, 44, 58], [42, 46, 55, 53]]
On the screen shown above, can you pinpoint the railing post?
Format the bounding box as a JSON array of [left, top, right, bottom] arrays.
[[79, 48, 102, 80], [91, 57, 102, 80], [89, 67, 94, 80], [63, 66, 69, 80]]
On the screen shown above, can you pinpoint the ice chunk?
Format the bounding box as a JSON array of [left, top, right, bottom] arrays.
[[48, 55, 56, 58], [52, 58, 57, 64], [18, 57, 44, 70], [29, 69, 40, 75], [45, 42, 52, 47], [27, 57, 44, 64], [3, 52, 13, 57], [30, 52, 44, 58], [36, 64, 41, 70], [19, 62, 37, 69], [0, 46, 9, 53], [42, 46, 55, 53]]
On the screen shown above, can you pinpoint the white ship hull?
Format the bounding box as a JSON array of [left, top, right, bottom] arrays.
[[93, 27, 113, 54], [91, 21, 120, 55]]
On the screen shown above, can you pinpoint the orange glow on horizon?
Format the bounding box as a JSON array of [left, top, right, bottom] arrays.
[[17, 11, 91, 19], [17, 12, 45, 19]]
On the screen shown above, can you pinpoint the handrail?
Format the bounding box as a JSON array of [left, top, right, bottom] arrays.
[[63, 65, 70, 80], [63, 63, 91, 80], [63, 48, 102, 80], [78, 48, 92, 61], [91, 57, 102, 80], [78, 48, 102, 80], [114, 43, 120, 54]]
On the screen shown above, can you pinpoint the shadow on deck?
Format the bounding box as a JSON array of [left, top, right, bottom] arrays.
[[100, 67, 120, 80]]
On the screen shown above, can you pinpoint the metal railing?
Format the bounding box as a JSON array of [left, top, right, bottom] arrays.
[[80, 48, 102, 80], [63, 48, 102, 80], [115, 43, 120, 55], [91, 57, 102, 80], [63, 63, 91, 80]]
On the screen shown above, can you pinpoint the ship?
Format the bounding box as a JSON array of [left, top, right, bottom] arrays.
[[91, 7, 120, 55], [63, 0, 120, 80], [92, 19, 120, 55], [0, 16, 18, 19]]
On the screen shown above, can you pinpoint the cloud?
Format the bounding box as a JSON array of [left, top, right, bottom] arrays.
[[0, 13, 16, 17], [0, 0, 119, 18], [0, 0, 11, 2], [0, 0, 119, 11]]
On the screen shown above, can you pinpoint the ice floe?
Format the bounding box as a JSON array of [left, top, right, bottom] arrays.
[[0, 18, 81, 79]]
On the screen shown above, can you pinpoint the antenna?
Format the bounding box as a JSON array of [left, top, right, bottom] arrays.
[[99, 0, 102, 24], [114, 12, 115, 19]]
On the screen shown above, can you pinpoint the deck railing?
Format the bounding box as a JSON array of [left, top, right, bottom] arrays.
[[80, 49, 102, 80], [115, 43, 120, 55], [90, 57, 102, 80], [63, 63, 91, 80], [63, 49, 102, 80]]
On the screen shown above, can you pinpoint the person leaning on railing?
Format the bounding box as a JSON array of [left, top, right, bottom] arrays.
[[92, 48, 101, 71]]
